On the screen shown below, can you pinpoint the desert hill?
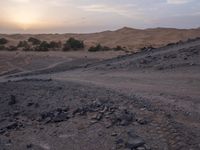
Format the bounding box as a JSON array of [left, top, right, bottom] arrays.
[[1, 27, 200, 51]]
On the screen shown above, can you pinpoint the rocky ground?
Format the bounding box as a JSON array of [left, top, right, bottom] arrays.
[[0, 38, 200, 150]]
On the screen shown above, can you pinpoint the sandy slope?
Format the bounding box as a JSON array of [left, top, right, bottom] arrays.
[[1, 27, 200, 50]]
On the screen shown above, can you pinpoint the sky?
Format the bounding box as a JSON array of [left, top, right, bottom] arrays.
[[0, 0, 200, 33]]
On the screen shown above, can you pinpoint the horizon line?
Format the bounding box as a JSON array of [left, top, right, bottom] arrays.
[[1, 26, 200, 35]]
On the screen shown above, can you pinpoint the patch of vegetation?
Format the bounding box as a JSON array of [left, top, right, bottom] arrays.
[[63, 38, 84, 51], [28, 37, 41, 45], [88, 44, 111, 52], [49, 41, 62, 49], [0, 38, 8, 45], [17, 41, 29, 48], [35, 41, 50, 51]]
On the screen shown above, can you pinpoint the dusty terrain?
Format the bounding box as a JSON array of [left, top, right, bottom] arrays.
[[0, 38, 200, 150], [1, 27, 200, 50]]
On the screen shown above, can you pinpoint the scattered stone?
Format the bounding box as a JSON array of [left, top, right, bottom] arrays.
[[6, 122, 18, 130], [0, 128, 6, 134], [12, 110, 20, 116], [26, 144, 33, 149], [125, 138, 145, 149], [136, 117, 149, 125], [127, 129, 137, 138], [144, 144, 151, 150], [8, 95, 16, 105], [111, 109, 135, 126], [27, 102, 34, 107], [115, 138, 124, 144], [91, 113, 103, 121], [90, 120, 98, 124], [136, 147, 146, 150], [111, 132, 118, 136], [40, 108, 69, 123], [72, 106, 88, 116]]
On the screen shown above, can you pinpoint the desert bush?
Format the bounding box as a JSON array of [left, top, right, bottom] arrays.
[[0, 38, 8, 45], [88, 44, 102, 52], [28, 37, 41, 45], [49, 41, 62, 49], [17, 41, 29, 47], [35, 41, 50, 51], [63, 38, 84, 51], [63, 43, 71, 51], [88, 44, 111, 52]]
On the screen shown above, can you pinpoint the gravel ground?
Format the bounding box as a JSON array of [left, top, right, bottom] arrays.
[[0, 38, 200, 150]]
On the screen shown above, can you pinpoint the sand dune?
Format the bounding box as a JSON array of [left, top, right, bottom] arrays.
[[1, 27, 200, 51]]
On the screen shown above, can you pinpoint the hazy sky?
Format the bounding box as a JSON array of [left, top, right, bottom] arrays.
[[0, 0, 200, 33]]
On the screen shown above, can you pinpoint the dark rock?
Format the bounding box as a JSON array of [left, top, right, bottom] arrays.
[[27, 102, 34, 107], [8, 95, 16, 105], [26, 144, 33, 148], [72, 106, 88, 116], [111, 109, 135, 126], [6, 122, 18, 130], [115, 138, 124, 144], [52, 113, 69, 123], [91, 113, 103, 121], [127, 129, 137, 138], [40, 108, 69, 123], [0, 128, 6, 134], [92, 99, 103, 107], [111, 132, 118, 136], [144, 144, 151, 150], [125, 138, 145, 149], [136, 117, 149, 125]]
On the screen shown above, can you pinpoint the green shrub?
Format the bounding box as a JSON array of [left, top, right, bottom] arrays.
[[88, 44, 111, 52], [35, 41, 50, 51], [17, 41, 29, 48], [49, 41, 62, 49], [88, 44, 102, 52], [28, 37, 41, 45], [63, 38, 84, 51], [0, 38, 8, 45]]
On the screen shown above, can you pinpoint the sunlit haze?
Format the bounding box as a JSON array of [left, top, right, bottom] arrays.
[[0, 0, 200, 33]]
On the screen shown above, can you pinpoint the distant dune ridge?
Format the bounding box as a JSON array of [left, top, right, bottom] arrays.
[[1, 27, 200, 51]]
